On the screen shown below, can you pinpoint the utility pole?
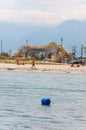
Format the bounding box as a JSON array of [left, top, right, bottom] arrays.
[[81, 44, 83, 62], [9, 49, 12, 56], [60, 37, 63, 47], [1, 39, 2, 54], [72, 46, 76, 58], [26, 40, 28, 46]]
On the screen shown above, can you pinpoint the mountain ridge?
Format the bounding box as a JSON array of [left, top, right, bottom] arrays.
[[0, 20, 86, 55]]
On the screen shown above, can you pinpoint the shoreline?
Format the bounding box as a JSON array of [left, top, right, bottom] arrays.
[[0, 63, 86, 73]]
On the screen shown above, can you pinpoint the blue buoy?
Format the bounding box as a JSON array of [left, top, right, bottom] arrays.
[[41, 98, 51, 105]]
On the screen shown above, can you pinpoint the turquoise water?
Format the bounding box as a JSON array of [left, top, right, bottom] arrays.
[[0, 70, 86, 130]]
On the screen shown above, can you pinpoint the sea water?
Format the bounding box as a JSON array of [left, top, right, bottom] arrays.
[[0, 70, 86, 130]]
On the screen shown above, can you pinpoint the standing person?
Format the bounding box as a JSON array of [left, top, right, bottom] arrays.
[[16, 58, 19, 65], [32, 59, 36, 69]]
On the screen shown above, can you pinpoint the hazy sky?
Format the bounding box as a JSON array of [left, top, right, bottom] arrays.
[[0, 0, 86, 25]]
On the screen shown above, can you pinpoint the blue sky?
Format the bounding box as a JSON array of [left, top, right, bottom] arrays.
[[0, 0, 86, 25]]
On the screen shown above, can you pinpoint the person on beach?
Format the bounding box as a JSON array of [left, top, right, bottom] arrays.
[[71, 64, 74, 67], [16, 59, 19, 65], [32, 59, 36, 69]]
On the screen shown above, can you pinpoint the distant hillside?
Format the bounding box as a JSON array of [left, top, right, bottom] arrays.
[[0, 20, 86, 55]]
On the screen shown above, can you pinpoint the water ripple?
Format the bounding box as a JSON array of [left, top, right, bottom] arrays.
[[0, 71, 86, 130]]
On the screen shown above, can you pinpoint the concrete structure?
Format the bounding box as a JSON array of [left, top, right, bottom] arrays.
[[15, 44, 72, 63]]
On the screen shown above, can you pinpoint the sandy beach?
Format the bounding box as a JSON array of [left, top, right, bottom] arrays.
[[0, 63, 86, 73]]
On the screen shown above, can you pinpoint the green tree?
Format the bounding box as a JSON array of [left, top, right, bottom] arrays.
[[48, 52, 52, 58], [40, 53, 45, 60], [45, 42, 57, 48]]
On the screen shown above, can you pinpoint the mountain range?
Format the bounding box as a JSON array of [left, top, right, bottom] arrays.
[[0, 20, 86, 55]]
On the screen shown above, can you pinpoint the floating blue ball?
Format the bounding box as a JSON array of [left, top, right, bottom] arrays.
[[41, 98, 51, 105]]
